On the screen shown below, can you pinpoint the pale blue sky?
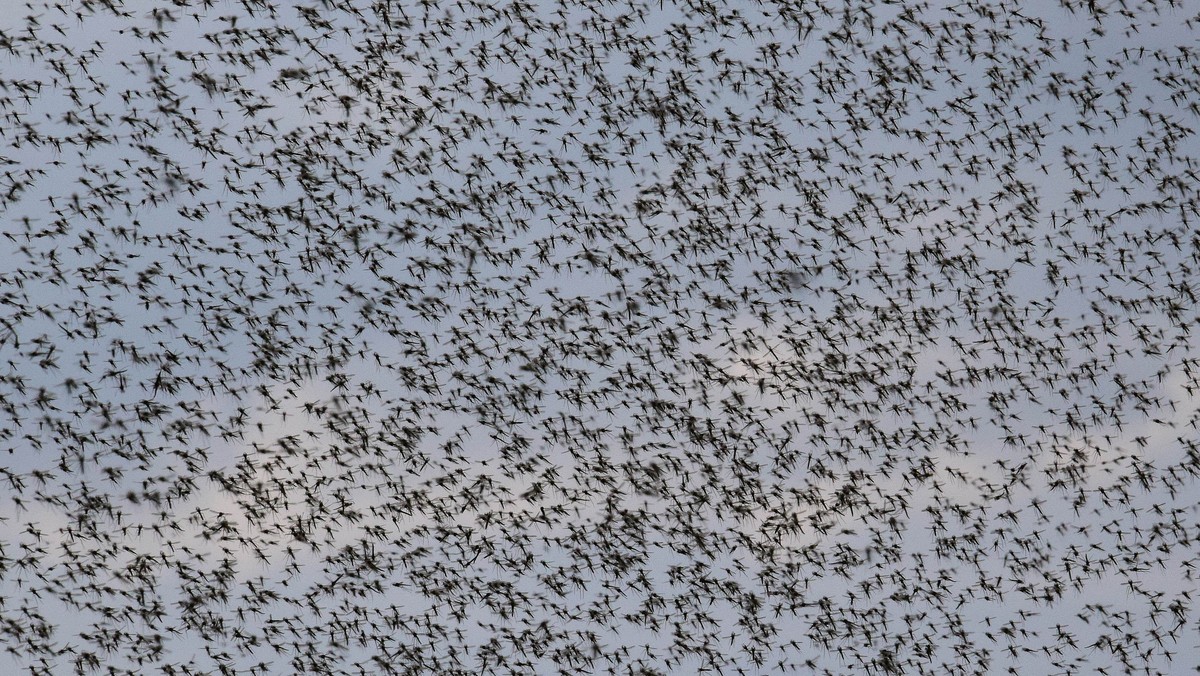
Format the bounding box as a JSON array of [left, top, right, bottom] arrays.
[[1, 1, 1199, 674]]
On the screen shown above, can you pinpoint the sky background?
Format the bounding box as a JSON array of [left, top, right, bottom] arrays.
[[1, 0, 1199, 674]]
